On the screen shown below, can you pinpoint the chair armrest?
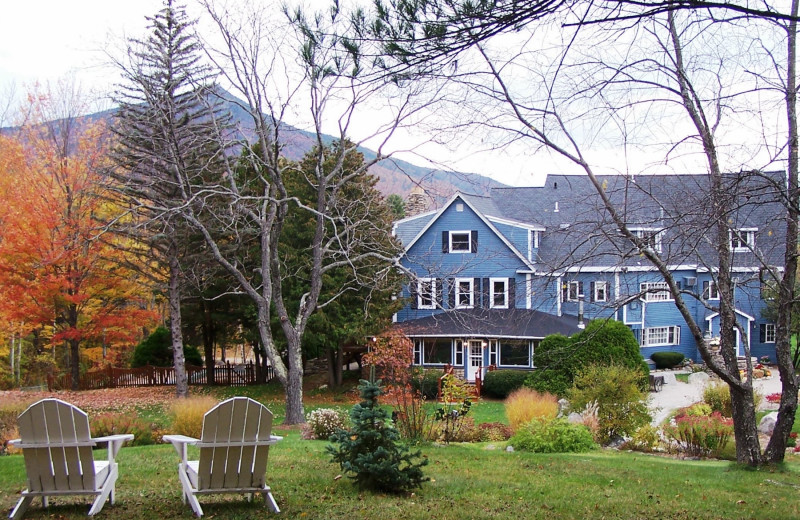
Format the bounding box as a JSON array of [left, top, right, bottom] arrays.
[[94, 434, 134, 461], [7, 438, 20, 447], [270, 435, 283, 442], [163, 434, 199, 464]]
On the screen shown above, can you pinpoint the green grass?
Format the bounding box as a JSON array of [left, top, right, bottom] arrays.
[[2, 433, 799, 519]]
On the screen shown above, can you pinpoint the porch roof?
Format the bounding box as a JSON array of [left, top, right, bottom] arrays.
[[397, 309, 583, 339]]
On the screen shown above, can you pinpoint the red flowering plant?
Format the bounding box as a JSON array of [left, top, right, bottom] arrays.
[[766, 393, 782, 404], [663, 412, 734, 458]]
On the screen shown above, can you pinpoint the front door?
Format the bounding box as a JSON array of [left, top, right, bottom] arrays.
[[466, 340, 483, 382]]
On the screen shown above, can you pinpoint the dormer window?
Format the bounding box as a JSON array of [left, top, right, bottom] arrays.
[[630, 227, 663, 254], [443, 230, 477, 253], [730, 228, 756, 252]]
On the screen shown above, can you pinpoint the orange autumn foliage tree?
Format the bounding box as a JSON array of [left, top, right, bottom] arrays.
[[0, 93, 158, 388]]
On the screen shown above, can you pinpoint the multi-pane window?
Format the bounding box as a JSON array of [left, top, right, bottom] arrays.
[[449, 231, 471, 252], [702, 280, 719, 300], [730, 228, 756, 252], [499, 340, 531, 367], [563, 281, 583, 302], [454, 340, 464, 366], [642, 326, 681, 346], [631, 228, 663, 253], [640, 282, 672, 301], [760, 324, 776, 343], [417, 278, 436, 309], [488, 340, 499, 366], [593, 281, 608, 302], [455, 278, 474, 308], [490, 278, 508, 308]]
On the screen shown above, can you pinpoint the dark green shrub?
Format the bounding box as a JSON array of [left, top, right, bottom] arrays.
[[510, 417, 596, 453], [568, 364, 651, 444], [525, 321, 649, 397], [328, 380, 428, 493], [90, 411, 154, 446], [131, 326, 203, 367], [409, 368, 441, 400], [482, 370, 529, 399], [650, 351, 685, 369]]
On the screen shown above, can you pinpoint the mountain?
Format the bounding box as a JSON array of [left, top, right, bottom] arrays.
[[2, 92, 507, 205]]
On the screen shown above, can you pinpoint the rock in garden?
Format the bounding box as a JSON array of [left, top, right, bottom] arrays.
[[506, 446, 514, 452], [688, 372, 710, 385], [759, 412, 779, 435]]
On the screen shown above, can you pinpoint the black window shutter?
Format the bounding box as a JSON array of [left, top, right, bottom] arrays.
[[409, 281, 418, 309], [442, 231, 449, 253], [509, 278, 516, 308], [759, 324, 766, 343], [474, 278, 481, 307], [590, 281, 595, 302], [482, 277, 490, 307], [447, 278, 455, 309], [471, 230, 478, 253], [436, 278, 444, 307]]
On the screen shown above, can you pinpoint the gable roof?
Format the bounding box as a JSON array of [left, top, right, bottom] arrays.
[[399, 192, 535, 269], [398, 308, 582, 339]]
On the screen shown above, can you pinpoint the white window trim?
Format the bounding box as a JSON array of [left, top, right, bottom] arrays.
[[594, 281, 608, 302], [764, 323, 776, 343], [490, 277, 509, 309], [488, 340, 499, 366], [703, 280, 719, 300], [498, 340, 532, 368], [454, 277, 474, 309], [640, 281, 672, 302], [730, 228, 757, 252], [449, 230, 472, 253], [417, 278, 436, 310], [642, 326, 681, 347], [630, 227, 664, 254], [454, 340, 464, 366], [413, 340, 422, 365], [565, 280, 583, 302]]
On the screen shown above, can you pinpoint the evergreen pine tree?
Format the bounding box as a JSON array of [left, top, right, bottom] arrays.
[[328, 380, 428, 493]]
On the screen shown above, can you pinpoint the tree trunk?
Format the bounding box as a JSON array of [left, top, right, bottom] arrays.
[[69, 338, 80, 391], [326, 345, 343, 388], [202, 299, 215, 384], [168, 248, 189, 398], [284, 335, 305, 424]]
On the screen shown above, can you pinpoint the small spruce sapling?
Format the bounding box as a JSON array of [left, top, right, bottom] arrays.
[[328, 380, 428, 493]]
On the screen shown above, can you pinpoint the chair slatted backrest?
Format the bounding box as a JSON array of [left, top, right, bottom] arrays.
[[17, 399, 96, 493], [197, 397, 273, 491]]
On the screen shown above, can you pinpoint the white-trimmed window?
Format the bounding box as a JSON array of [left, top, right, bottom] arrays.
[[414, 338, 452, 365], [499, 339, 531, 367], [760, 324, 776, 343], [631, 227, 664, 253], [640, 281, 672, 301], [702, 280, 719, 300], [490, 278, 509, 308], [455, 278, 474, 308], [417, 278, 436, 309], [454, 340, 464, 365], [593, 281, 608, 302], [730, 228, 756, 252], [449, 230, 472, 253], [562, 280, 584, 302], [642, 326, 681, 346], [488, 340, 499, 366]]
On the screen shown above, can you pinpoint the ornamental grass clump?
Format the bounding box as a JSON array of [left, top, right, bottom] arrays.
[[328, 380, 428, 493], [90, 411, 155, 446], [302, 408, 347, 440], [510, 417, 596, 453], [504, 387, 558, 433], [169, 395, 218, 438], [663, 412, 733, 458]]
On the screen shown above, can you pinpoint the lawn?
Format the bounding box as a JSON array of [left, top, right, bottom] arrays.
[[2, 383, 800, 519]]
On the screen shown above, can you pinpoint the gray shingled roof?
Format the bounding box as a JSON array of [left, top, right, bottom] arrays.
[[398, 308, 583, 338]]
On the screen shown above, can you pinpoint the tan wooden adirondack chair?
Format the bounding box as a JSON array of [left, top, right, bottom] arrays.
[[163, 397, 282, 516], [8, 398, 133, 519]]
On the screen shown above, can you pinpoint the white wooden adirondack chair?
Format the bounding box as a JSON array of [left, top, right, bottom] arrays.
[[163, 397, 282, 517], [8, 398, 133, 519]]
